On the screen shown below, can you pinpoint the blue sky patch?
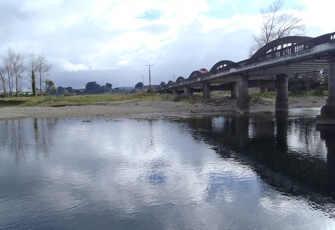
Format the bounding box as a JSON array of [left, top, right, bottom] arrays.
[[139, 9, 162, 21]]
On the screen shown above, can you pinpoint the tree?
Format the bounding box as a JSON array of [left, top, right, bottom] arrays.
[[2, 49, 26, 97], [31, 70, 36, 97], [28, 54, 38, 97], [135, 82, 144, 89], [35, 54, 52, 95], [0, 67, 6, 96], [250, 0, 305, 56], [105, 83, 112, 89], [85, 81, 102, 94], [11, 50, 25, 96], [45, 79, 56, 95], [3, 49, 15, 97]]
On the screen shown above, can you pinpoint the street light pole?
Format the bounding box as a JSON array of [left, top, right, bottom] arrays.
[[145, 64, 153, 91]]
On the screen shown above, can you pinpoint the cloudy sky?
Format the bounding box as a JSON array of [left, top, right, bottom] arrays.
[[0, 0, 334, 89]]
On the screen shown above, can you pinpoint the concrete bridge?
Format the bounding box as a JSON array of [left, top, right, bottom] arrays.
[[158, 32, 335, 125]]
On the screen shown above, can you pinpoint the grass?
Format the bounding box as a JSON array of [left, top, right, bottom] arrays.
[[0, 90, 328, 107], [249, 91, 276, 105], [250, 91, 277, 99], [289, 90, 328, 97], [0, 92, 169, 107]]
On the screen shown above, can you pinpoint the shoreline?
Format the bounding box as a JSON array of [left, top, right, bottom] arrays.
[[0, 95, 327, 120]]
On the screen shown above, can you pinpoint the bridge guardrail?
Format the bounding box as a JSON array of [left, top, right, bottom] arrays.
[[249, 32, 335, 65]]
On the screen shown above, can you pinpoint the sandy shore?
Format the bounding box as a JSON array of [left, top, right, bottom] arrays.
[[0, 95, 327, 120]]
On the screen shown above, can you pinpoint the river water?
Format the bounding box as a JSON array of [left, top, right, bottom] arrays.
[[0, 109, 334, 229]]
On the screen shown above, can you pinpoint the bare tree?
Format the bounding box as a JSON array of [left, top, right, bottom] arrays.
[[3, 49, 15, 97], [250, 0, 305, 56], [35, 54, 52, 95], [11, 51, 25, 96], [0, 67, 6, 96]]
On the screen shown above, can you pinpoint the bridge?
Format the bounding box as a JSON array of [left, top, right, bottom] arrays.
[[157, 32, 335, 125]]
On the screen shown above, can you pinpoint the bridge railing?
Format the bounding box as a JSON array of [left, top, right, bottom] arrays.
[[249, 32, 335, 65]]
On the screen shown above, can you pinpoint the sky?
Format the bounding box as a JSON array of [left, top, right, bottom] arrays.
[[0, 0, 334, 89]]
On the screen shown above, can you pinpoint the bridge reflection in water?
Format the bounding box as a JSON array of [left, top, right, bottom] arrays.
[[176, 110, 335, 206]]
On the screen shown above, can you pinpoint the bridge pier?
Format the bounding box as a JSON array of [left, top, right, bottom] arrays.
[[237, 75, 249, 113], [260, 80, 268, 93], [183, 86, 191, 96], [172, 88, 178, 95], [317, 56, 335, 125], [231, 82, 238, 99], [203, 82, 211, 100], [275, 74, 289, 112]]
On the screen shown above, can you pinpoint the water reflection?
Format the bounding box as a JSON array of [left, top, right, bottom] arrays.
[[0, 118, 56, 162], [0, 113, 334, 229], [179, 111, 335, 216], [181, 111, 334, 196]]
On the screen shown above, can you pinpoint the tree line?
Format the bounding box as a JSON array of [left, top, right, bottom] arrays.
[[0, 48, 52, 97]]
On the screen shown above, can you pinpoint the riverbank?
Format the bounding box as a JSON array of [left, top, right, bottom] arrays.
[[0, 95, 327, 120]]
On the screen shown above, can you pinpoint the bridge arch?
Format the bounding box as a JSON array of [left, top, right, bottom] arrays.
[[249, 36, 312, 63], [210, 60, 237, 73], [188, 68, 209, 80], [176, 76, 185, 82]]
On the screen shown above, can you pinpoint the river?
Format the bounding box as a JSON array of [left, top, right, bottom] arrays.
[[0, 108, 334, 229]]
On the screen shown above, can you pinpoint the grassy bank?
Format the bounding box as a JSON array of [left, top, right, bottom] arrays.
[[0, 90, 328, 107], [0, 93, 170, 107]]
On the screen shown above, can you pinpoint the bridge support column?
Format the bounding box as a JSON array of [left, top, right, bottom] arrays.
[[172, 88, 178, 95], [184, 86, 191, 96], [237, 75, 249, 113], [231, 82, 238, 99], [275, 74, 289, 112], [203, 82, 211, 100], [317, 56, 335, 125], [260, 80, 268, 93]]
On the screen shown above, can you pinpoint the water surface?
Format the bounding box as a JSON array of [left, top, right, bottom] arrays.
[[0, 109, 334, 229]]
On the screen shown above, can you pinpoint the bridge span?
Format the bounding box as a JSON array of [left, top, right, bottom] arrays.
[[158, 32, 335, 125]]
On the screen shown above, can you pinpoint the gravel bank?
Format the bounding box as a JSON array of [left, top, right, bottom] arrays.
[[0, 96, 327, 120]]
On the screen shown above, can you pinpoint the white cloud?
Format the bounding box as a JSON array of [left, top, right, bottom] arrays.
[[0, 0, 333, 88], [50, 57, 90, 71], [299, 0, 335, 36]]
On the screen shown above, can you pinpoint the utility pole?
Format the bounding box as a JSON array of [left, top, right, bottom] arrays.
[[145, 64, 153, 91]]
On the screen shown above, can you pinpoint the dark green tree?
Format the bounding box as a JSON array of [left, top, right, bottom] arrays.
[[45, 79, 56, 95], [135, 82, 143, 89]]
